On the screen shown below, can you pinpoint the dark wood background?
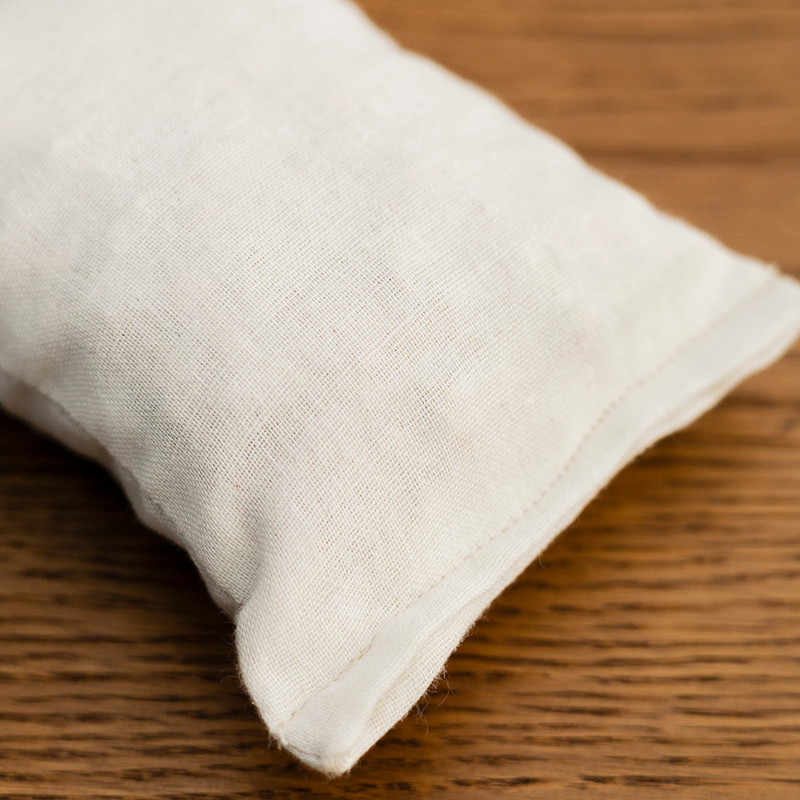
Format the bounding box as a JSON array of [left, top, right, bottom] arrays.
[[2, 1, 800, 797]]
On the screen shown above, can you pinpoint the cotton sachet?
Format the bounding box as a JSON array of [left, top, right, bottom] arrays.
[[2, 0, 799, 775]]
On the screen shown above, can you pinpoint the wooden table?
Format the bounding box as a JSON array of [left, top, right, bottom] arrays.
[[2, 1, 799, 797]]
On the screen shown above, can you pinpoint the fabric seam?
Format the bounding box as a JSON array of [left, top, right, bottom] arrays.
[[273, 272, 781, 737]]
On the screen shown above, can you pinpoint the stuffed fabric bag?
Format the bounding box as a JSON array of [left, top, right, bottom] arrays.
[[2, 0, 800, 775]]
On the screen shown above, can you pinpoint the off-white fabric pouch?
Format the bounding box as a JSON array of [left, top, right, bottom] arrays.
[[2, 0, 800, 776]]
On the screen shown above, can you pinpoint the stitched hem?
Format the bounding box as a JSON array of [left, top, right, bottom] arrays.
[[265, 270, 800, 774]]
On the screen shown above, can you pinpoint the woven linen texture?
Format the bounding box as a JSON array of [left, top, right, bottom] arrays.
[[2, 0, 800, 776]]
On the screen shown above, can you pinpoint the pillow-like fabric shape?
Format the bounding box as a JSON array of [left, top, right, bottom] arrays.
[[2, 0, 799, 776]]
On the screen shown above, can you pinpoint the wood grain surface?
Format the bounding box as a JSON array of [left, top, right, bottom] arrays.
[[2, 1, 800, 797]]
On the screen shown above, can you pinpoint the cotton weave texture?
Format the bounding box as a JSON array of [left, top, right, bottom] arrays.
[[2, 0, 800, 776]]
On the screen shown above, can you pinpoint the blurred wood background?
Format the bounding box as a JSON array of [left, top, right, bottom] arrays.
[[2, 1, 800, 797]]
